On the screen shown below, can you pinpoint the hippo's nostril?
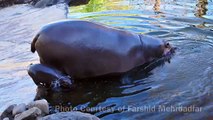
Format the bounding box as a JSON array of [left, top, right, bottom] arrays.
[[167, 43, 169, 46], [165, 43, 170, 48]]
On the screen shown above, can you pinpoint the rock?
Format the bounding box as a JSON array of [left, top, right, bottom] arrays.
[[40, 111, 100, 120], [27, 99, 49, 115], [0, 104, 16, 120], [14, 107, 42, 120], [34, 0, 57, 8], [3, 118, 9, 120], [0, 0, 15, 8], [0, 0, 89, 8], [14, 0, 33, 4], [68, 0, 89, 6], [0, 0, 32, 8], [12, 103, 27, 116], [33, 0, 90, 8]]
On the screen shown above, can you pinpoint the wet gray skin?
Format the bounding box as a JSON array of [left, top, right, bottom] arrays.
[[28, 64, 73, 90], [30, 20, 174, 81], [28, 20, 175, 90]]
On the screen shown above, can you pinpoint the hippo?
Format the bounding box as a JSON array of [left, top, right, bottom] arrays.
[[28, 20, 174, 89]]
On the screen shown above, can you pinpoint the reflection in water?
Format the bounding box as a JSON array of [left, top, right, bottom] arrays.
[[153, 0, 160, 13], [196, 0, 208, 17], [70, 0, 130, 13]]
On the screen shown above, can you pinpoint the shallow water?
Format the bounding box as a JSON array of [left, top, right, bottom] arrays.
[[66, 0, 213, 119], [0, 0, 213, 120], [0, 3, 67, 112]]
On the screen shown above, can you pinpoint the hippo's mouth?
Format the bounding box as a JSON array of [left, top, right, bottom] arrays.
[[50, 76, 74, 91]]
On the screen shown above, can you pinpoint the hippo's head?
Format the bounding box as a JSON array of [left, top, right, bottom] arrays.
[[139, 35, 175, 61], [28, 64, 73, 91]]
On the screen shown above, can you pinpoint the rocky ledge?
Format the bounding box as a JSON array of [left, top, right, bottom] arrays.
[[0, 99, 100, 120]]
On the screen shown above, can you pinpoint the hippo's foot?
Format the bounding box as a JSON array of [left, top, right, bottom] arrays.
[[28, 64, 74, 91]]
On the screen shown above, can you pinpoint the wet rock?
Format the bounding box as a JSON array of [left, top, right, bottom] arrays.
[[27, 99, 49, 115], [12, 103, 27, 116], [40, 111, 100, 120], [14, 107, 42, 120], [0, 104, 16, 120]]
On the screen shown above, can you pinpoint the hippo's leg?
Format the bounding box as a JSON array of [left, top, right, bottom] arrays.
[[28, 64, 73, 89]]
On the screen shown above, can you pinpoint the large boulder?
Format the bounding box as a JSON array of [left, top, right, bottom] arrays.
[[40, 111, 100, 120]]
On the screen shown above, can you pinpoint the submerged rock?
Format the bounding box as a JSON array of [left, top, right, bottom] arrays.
[[40, 111, 100, 120], [14, 107, 42, 120]]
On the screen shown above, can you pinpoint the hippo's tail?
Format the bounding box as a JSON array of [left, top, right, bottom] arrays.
[[31, 34, 40, 53]]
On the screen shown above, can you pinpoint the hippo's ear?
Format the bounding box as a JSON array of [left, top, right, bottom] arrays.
[[31, 34, 40, 53]]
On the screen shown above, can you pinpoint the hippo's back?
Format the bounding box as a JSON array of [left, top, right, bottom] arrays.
[[32, 20, 142, 79]]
